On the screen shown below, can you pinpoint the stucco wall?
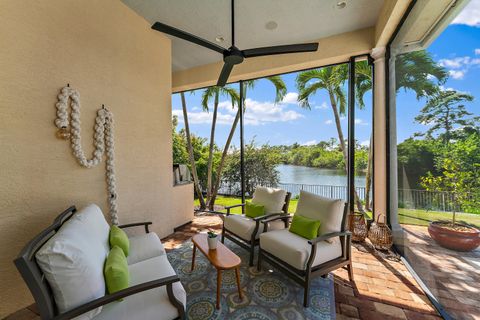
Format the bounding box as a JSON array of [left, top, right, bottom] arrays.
[[0, 0, 177, 316]]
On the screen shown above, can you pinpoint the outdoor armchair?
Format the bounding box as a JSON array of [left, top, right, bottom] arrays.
[[221, 186, 291, 266], [258, 190, 353, 307]]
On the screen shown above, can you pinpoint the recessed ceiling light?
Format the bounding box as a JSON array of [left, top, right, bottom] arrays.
[[215, 36, 225, 43], [337, 1, 347, 9], [265, 21, 278, 30]]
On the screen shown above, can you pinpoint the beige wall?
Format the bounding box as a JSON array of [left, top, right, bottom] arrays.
[[172, 183, 194, 228], [0, 0, 181, 317]]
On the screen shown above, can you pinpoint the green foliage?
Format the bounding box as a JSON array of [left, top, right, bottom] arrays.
[[397, 138, 437, 189], [172, 116, 188, 165], [222, 141, 280, 196], [415, 90, 476, 143]]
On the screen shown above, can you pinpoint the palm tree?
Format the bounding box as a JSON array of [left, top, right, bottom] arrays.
[[355, 50, 448, 211], [296, 64, 366, 212], [201, 86, 239, 208], [180, 92, 206, 209], [209, 76, 287, 209]]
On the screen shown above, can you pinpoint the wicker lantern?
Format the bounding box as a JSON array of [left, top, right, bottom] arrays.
[[349, 212, 368, 242], [368, 214, 393, 250]]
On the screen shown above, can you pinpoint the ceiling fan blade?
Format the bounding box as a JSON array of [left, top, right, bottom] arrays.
[[217, 62, 234, 87], [242, 43, 318, 58], [151, 22, 226, 54]]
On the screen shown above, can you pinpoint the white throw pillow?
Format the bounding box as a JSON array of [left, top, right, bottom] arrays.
[[252, 186, 287, 214], [36, 204, 110, 319], [295, 190, 345, 236]]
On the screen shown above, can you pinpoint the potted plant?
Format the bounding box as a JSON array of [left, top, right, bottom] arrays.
[[421, 159, 480, 251], [207, 231, 218, 250]]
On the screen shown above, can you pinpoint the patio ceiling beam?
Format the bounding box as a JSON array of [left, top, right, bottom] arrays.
[[374, 0, 412, 48], [172, 27, 374, 93]]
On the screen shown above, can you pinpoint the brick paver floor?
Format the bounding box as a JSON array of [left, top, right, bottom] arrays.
[[401, 224, 480, 320], [5, 214, 444, 320]]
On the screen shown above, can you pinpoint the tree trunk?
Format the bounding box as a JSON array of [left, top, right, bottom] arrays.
[[328, 91, 365, 213], [210, 106, 241, 207], [181, 92, 206, 210], [364, 135, 373, 211], [206, 92, 219, 209]]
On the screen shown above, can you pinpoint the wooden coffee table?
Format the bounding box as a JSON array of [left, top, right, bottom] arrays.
[[191, 234, 243, 309]]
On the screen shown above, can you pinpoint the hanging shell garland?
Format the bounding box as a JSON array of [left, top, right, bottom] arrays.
[[54, 86, 119, 225]]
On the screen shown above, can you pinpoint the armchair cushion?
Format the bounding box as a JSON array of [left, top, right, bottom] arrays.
[[127, 233, 166, 265], [260, 229, 341, 270], [93, 255, 186, 320], [104, 246, 130, 295], [252, 186, 287, 213], [35, 204, 110, 319], [245, 200, 265, 218], [224, 214, 285, 241], [295, 190, 344, 236], [289, 214, 321, 240]]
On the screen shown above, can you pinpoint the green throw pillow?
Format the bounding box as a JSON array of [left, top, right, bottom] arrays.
[[289, 214, 321, 240], [104, 245, 130, 296], [109, 225, 129, 257], [245, 200, 265, 218]]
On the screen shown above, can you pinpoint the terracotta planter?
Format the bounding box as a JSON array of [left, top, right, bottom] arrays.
[[428, 221, 480, 251]]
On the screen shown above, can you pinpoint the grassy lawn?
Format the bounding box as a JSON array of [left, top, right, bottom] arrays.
[[195, 196, 480, 227]]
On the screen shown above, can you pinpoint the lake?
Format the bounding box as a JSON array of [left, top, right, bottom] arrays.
[[276, 164, 367, 188]]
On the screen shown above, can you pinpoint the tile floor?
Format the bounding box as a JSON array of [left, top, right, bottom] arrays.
[[5, 214, 444, 320]]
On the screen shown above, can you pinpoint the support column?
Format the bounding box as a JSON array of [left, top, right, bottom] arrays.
[[371, 47, 387, 219]]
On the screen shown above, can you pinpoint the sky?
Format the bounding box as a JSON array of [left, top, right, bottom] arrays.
[[172, 0, 480, 148]]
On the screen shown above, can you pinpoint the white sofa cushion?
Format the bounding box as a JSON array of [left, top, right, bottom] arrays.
[[260, 229, 342, 270], [127, 232, 166, 265], [224, 214, 285, 241], [35, 204, 110, 319], [252, 186, 287, 214], [295, 190, 344, 236], [93, 255, 186, 320]]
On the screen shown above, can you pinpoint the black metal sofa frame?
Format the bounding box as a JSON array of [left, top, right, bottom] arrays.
[[14, 206, 185, 320], [257, 203, 353, 307], [221, 192, 291, 266]]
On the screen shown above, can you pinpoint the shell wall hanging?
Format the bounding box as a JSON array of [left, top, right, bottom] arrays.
[[54, 85, 119, 225]]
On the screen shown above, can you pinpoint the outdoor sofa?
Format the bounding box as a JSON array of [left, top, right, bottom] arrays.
[[14, 204, 185, 320]]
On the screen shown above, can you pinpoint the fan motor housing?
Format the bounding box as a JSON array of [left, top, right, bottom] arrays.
[[224, 46, 244, 65]]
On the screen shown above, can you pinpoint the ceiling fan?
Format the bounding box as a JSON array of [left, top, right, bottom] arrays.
[[151, 0, 319, 87]]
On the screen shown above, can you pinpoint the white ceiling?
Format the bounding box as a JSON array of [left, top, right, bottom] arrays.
[[122, 0, 384, 71]]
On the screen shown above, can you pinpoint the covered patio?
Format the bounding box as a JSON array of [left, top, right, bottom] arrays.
[[1, 0, 477, 320]]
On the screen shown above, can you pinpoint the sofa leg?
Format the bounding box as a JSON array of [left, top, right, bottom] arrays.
[[303, 282, 310, 308], [221, 228, 225, 244], [347, 262, 354, 282]]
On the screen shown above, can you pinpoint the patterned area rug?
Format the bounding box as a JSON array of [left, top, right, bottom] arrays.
[[167, 239, 335, 320]]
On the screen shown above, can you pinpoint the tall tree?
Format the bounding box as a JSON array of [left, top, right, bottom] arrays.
[[415, 90, 475, 143], [180, 92, 206, 209], [209, 76, 287, 209], [200, 86, 239, 208], [355, 51, 449, 211], [296, 65, 367, 211]]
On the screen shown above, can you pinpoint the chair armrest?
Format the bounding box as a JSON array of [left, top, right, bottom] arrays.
[[252, 212, 285, 222], [225, 203, 245, 216], [308, 231, 352, 245], [260, 214, 292, 224], [118, 221, 152, 233], [54, 275, 183, 320]]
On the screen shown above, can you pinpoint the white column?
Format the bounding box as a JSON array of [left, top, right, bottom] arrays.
[[371, 47, 387, 218]]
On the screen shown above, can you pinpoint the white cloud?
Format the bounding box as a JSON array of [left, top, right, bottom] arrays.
[[192, 106, 201, 111], [302, 140, 317, 146], [175, 98, 304, 126], [360, 140, 370, 147], [314, 102, 329, 110], [324, 119, 333, 125], [452, 0, 480, 27], [438, 56, 480, 79], [281, 92, 299, 104], [355, 118, 368, 126], [449, 70, 466, 79], [475, 48, 480, 55]]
